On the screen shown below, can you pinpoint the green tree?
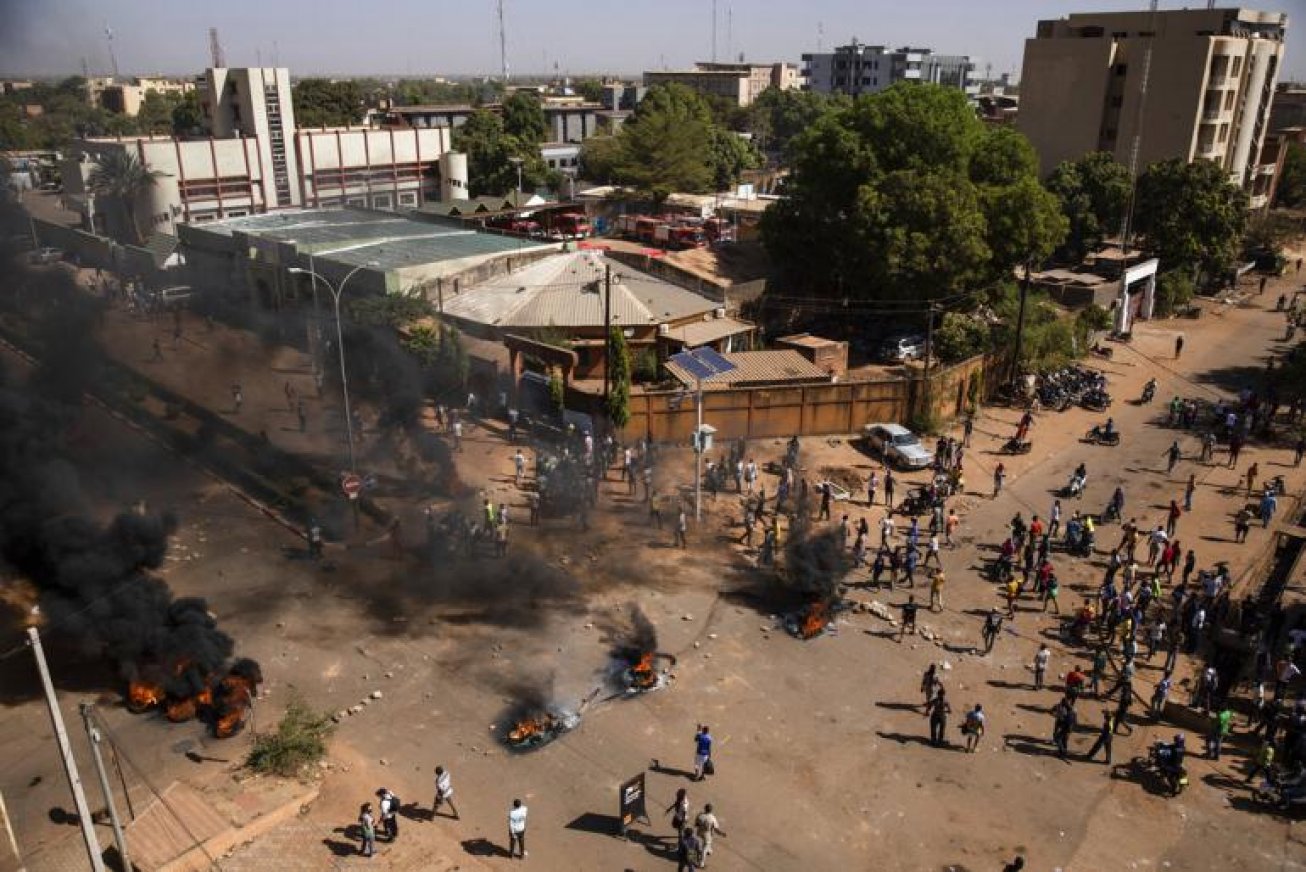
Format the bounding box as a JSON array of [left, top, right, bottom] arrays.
[[135, 91, 183, 135], [601, 83, 716, 200], [292, 79, 363, 127], [501, 91, 548, 143], [547, 368, 565, 414], [575, 79, 606, 103], [761, 83, 1061, 301], [1275, 142, 1306, 208], [1045, 152, 1131, 262], [742, 87, 849, 158], [1153, 270, 1195, 317], [578, 134, 624, 183], [451, 109, 548, 196], [87, 150, 163, 242], [933, 312, 989, 362], [1133, 158, 1248, 284], [606, 328, 632, 428], [171, 90, 203, 136], [706, 127, 761, 190]]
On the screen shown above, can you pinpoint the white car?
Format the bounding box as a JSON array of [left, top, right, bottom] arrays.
[[862, 423, 934, 470]]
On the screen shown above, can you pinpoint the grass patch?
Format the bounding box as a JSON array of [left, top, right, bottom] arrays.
[[245, 695, 335, 778]]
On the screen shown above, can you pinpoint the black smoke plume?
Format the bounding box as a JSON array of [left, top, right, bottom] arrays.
[[782, 516, 851, 602], [0, 222, 247, 697]]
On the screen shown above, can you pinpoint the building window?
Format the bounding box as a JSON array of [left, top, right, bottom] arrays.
[[372, 194, 393, 209], [346, 197, 365, 207], [398, 192, 417, 206]]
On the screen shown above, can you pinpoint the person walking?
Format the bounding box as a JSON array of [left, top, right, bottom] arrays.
[[921, 663, 940, 707], [963, 415, 974, 447], [676, 827, 702, 872], [675, 508, 689, 548], [962, 703, 986, 753], [376, 788, 399, 841], [452, 418, 463, 451], [231, 383, 243, 414], [1260, 489, 1278, 528], [982, 609, 1003, 654], [993, 462, 1006, 498], [1151, 671, 1174, 718], [1052, 698, 1077, 759], [514, 450, 526, 489], [945, 509, 959, 547], [1247, 462, 1260, 498], [898, 594, 919, 641], [1033, 643, 1051, 691], [1235, 507, 1252, 543], [1206, 704, 1233, 760], [1165, 441, 1181, 475], [1174, 335, 1184, 359], [666, 787, 690, 837], [358, 802, 377, 857], [1049, 499, 1062, 540], [925, 688, 951, 747], [692, 725, 714, 781], [1113, 687, 1134, 736], [507, 798, 528, 859], [1083, 709, 1115, 764], [929, 569, 946, 611], [432, 766, 459, 820], [1166, 500, 1182, 538], [1184, 474, 1196, 513], [1245, 739, 1276, 784], [693, 804, 726, 867], [883, 470, 896, 509]]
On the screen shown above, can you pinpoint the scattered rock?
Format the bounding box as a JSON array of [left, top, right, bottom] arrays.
[[942, 661, 953, 671], [693, 641, 701, 649], [349, 705, 363, 714], [379, 758, 389, 766], [370, 690, 383, 700], [682, 614, 694, 621], [707, 633, 718, 640], [384, 672, 394, 679]]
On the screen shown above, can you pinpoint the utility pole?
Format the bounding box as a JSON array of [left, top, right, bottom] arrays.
[[602, 264, 612, 403], [80, 706, 130, 872], [694, 376, 704, 522], [711, 0, 718, 63], [1010, 261, 1031, 382], [922, 302, 937, 419], [497, 0, 510, 81], [104, 26, 119, 79], [28, 628, 105, 872]]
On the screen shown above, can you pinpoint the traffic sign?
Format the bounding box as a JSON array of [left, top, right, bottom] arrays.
[[341, 473, 363, 499]]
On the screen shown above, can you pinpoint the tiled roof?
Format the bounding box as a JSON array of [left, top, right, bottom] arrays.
[[667, 316, 755, 347]]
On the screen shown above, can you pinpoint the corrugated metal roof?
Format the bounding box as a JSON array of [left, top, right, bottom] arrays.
[[440, 250, 719, 329], [667, 316, 755, 347], [665, 350, 830, 387]]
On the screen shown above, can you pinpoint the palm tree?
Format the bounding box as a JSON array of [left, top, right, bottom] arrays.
[[86, 151, 162, 243]]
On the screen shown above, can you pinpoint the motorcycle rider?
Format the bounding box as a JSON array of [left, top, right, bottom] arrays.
[[1155, 733, 1187, 792], [1067, 463, 1088, 496], [1142, 379, 1157, 403]]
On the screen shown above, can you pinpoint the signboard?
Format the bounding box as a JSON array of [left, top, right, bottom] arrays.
[[618, 772, 648, 836], [340, 473, 362, 500]]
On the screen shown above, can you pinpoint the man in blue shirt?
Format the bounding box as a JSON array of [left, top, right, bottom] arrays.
[[693, 725, 713, 781]]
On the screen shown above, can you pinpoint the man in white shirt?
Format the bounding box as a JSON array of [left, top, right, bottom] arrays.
[[433, 766, 459, 820], [508, 799, 528, 859]]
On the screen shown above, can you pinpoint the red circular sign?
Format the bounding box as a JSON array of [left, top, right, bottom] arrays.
[[341, 473, 363, 498]]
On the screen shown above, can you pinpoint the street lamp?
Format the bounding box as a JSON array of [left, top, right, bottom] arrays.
[[287, 261, 378, 472], [507, 155, 524, 197]]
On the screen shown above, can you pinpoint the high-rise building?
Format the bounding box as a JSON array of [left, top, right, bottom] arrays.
[[1016, 7, 1289, 206], [801, 41, 975, 97]]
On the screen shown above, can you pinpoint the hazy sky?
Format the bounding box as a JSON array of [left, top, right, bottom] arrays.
[[1, 0, 1302, 81]]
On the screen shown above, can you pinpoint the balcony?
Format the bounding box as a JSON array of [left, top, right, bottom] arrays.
[[1196, 140, 1220, 157], [1202, 106, 1229, 122], [1207, 73, 1230, 88]]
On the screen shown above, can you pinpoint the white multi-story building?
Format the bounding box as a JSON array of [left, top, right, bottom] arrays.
[[801, 42, 976, 97], [62, 67, 455, 240]]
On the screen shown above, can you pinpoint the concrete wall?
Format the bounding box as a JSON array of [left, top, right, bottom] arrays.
[[1017, 38, 1115, 177]]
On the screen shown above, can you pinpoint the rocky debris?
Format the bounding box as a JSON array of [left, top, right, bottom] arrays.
[[370, 690, 383, 700], [682, 614, 694, 621]]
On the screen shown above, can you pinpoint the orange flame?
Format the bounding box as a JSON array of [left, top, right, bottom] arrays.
[[799, 601, 829, 639], [629, 652, 657, 689], [508, 713, 555, 744], [127, 681, 164, 712]]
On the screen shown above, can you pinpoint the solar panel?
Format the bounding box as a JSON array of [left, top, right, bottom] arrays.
[[690, 347, 737, 376], [669, 351, 716, 382]]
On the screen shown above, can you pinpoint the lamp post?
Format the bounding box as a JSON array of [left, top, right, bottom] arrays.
[[508, 155, 524, 198], [287, 262, 377, 472]]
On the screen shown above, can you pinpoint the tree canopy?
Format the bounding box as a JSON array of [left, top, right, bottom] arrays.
[[292, 79, 363, 127], [1132, 157, 1248, 283], [451, 109, 550, 197], [1276, 141, 1306, 209], [87, 150, 162, 243], [1044, 152, 1131, 262], [740, 87, 850, 159], [501, 91, 548, 143], [577, 83, 759, 201], [761, 83, 1065, 301]]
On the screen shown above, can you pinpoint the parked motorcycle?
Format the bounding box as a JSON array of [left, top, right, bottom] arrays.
[[1002, 437, 1033, 455], [1141, 379, 1157, 404]]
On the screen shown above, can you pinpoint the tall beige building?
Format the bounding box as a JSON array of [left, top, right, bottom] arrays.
[[1017, 7, 1289, 207]]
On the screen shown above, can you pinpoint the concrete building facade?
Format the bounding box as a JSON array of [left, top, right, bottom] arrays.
[[61, 67, 454, 240], [801, 42, 975, 97], [643, 62, 798, 107], [1016, 7, 1289, 206]]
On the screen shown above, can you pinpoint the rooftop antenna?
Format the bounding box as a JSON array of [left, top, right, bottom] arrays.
[[104, 25, 119, 78], [817, 21, 824, 53], [209, 27, 225, 68], [727, 6, 733, 62], [712, 0, 718, 63], [80, 57, 90, 80], [497, 0, 510, 81], [1119, 0, 1160, 252]]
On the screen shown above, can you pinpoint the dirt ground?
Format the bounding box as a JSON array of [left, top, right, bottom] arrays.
[[5, 252, 1306, 871]]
